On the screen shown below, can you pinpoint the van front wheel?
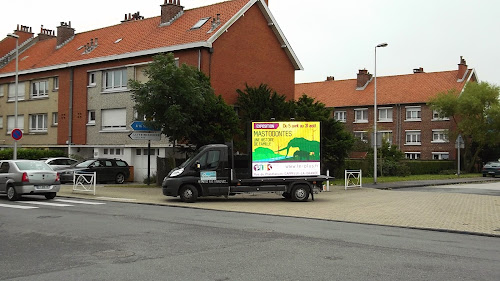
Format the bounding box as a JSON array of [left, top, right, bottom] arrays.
[[179, 185, 198, 203]]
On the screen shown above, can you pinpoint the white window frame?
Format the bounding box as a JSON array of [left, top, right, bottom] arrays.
[[7, 115, 24, 134], [334, 111, 346, 123], [87, 110, 96, 125], [103, 69, 127, 91], [88, 72, 96, 87], [378, 107, 393, 122], [354, 131, 368, 143], [354, 108, 368, 123], [432, 152, 450, 160], [52, 112, 58, 126], [405, 152, 421, 160], [29, 114, 48, 133], [53, 77, 59, 90], [432, 110, 450, 121], [380, 130, 393, 145], [8, 82, 25, 101], [31, 80, 49, 98], [101, 108, 127, 131], [432, 129, 449, 143], [405, 130, 421, 145], [405, 106, 421, 121]]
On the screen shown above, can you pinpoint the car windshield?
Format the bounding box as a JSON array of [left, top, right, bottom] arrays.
[[15, 161, 53, 171], [76, 160, 95, 168], [485, 162, 500, 167]]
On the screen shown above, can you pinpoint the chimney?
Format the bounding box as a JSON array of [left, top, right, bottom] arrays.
[[356, 69, 372, 88], [38, 25, 56, 41], [161, 0, 184, 26], [121, 11, 144, 23], [413, 67, 424, 74], [56, 21, 75, 47], [326, 76, 335, 81], [457, 56, 468, 80]]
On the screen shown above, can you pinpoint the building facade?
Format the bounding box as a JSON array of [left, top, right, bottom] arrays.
[[296, 57, 477, 160], [0, 0, 300, 181]]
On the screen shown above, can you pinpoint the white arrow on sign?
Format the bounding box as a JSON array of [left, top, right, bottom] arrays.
[[128, 131, 161, 141]]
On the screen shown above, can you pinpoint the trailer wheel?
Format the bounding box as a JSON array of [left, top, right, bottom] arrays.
[[179, 185, 198, 203], [291, 185, 310, 202]]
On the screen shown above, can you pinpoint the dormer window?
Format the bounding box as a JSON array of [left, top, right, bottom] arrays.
[[191, 17, 210, 29]]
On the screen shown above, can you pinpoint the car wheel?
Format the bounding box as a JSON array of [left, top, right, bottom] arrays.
[[291, 185, 310, 202], [7, 185, 20, 201], [179, 185, 198, 203], [115, 173, 125, 184], [45, 193, 56, 200]]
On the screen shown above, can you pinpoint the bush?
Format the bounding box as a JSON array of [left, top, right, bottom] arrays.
[[143, 173, 157, 184], [0, 148, 66, 160], [381, 160, 411, 177]]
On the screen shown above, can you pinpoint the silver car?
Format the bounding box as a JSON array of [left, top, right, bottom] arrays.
[[41, 157, 78, 183], [0, 160, 61, 201]]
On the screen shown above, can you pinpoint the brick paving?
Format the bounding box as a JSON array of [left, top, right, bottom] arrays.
[[58, 178, 500, 237]]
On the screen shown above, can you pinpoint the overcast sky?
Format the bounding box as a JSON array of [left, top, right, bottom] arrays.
[[1, 0, 498, 86]]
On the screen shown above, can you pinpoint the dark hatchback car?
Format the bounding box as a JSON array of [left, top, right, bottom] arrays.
[[482, 161, 500, 177], [74, 158, 130, 184]]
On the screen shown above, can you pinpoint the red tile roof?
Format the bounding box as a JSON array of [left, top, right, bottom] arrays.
[[296, 70, 472, 107], [0, 0, 249, 74]]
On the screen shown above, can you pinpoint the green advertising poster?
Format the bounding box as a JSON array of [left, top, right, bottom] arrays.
[[252, 121, 320, 177]]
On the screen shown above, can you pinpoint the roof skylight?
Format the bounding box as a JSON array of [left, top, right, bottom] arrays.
[[191, 17, 210, 30]]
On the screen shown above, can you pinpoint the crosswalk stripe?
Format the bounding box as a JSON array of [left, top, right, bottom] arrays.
[[96, 197, 136, 201], [0, 203, 39, 209], [55, 199, 106, 205], [22, 201, 74, 207]]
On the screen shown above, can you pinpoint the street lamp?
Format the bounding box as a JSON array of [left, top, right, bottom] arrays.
[[374, 42, 388, 184], [7, 33, 19, 160]]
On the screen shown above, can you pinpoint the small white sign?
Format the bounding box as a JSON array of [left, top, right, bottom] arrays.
[[128, 131, 161, 141]]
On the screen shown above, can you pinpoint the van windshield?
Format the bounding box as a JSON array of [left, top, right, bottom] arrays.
[[178, 146, 206, 168]]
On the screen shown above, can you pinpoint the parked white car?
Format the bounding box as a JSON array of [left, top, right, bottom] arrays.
[[0, 160, 61, 201]]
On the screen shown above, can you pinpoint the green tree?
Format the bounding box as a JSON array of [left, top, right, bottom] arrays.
[[428, 81, 500, 171], [129, 53, 240, 149], [235, 83, 295, 123]]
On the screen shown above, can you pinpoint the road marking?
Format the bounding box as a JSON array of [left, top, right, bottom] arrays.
[[96, 197, 137, 201], [22, 201, 74, 207], [0, 203, 39, 209], [55, 199, 106, 205]]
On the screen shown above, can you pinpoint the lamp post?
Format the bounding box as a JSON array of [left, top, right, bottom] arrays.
[[374, 42, 388, 184], [7, 33, 19, 160]]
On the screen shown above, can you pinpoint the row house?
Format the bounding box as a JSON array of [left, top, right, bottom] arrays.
[[0, 0, 301, 181], [295, 57, 477, 160]]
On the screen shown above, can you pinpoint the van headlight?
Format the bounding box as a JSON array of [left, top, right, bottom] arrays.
[[168, 168, 184, 178]]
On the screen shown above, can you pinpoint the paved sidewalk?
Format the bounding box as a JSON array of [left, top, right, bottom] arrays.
[[58, 177, 500, 237]]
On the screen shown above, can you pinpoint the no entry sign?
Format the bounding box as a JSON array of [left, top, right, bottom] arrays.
[[11, 129, 23, 141]]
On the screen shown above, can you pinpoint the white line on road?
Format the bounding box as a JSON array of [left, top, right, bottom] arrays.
[[55, 199, 106, 205], [0, 203, 39, 209], [96, 197, 137, 201], [22, 201, 74, 207]]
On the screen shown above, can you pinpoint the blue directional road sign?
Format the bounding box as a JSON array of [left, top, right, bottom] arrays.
[[130, 121, 160, 131]]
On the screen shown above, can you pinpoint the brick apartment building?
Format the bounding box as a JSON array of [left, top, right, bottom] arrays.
[[0, 0, 301, 181], [295, 57, 477, 160]]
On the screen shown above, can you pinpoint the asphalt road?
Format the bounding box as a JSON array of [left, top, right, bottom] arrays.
[[0, 197, 499, 281]]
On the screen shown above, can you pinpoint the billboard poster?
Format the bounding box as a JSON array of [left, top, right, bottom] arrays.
[[251, 121, 321, 177]]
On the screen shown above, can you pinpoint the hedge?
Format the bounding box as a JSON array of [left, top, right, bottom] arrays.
[[0, 148, 66, 160]]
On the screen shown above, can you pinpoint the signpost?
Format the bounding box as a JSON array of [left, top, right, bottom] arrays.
[[455, 134, 464, 177], [129, 122, 161, 185]]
